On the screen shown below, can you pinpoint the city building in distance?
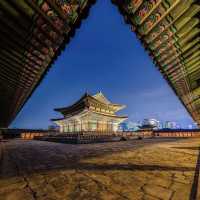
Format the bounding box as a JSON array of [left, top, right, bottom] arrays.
[[164, 121, 177, 129], [52, 92, 128, 133], [139, 119, 160, 130]]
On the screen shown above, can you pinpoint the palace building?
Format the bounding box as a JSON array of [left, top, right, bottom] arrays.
[[52, 92, 128, 133]]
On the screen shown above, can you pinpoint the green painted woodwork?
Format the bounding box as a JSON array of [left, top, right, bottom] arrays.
[[113, 0, 200, 125], [0, 0, 199, 126]]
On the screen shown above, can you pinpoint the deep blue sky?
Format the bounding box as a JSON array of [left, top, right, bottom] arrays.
[[11, 0, 194, 129]]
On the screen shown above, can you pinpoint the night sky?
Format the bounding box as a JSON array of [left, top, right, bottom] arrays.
[[11, 0, 194, 129]]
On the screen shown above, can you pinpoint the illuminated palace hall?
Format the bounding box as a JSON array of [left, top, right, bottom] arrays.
[[52, 92, 128, 133]]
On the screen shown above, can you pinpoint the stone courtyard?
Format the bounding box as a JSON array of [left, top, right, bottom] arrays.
[[0, 138, 199, 200]]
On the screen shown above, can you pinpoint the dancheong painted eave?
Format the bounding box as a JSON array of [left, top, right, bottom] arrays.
[[53, 92, 127, 116], [0, 0, 96, 127], [112, 0, 200, 126], [0, 0, 199, 128]]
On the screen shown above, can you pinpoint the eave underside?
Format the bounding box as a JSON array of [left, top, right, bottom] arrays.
[[0, 0, 96, 127], [1, 0, 199, 127], [112, 0, 200, 126], [54, 93, 125, 116], [53, 109, 128, 123]]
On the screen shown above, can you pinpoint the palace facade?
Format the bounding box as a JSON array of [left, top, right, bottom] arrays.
[[52, 92, 128, 133]]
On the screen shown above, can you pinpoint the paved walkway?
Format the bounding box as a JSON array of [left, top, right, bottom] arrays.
[[0, 138, 199, 200]]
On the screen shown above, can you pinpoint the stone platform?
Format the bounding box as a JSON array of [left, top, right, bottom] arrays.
[[34, 133, 122, 144], [0, 138, 200, 200]]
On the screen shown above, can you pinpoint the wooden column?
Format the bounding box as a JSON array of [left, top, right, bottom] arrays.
[[97, 120, 99, 132], [74, 121, 76, 132]]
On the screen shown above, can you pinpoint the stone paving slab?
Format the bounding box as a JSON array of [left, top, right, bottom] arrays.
[[0, 138, 199, 200]]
